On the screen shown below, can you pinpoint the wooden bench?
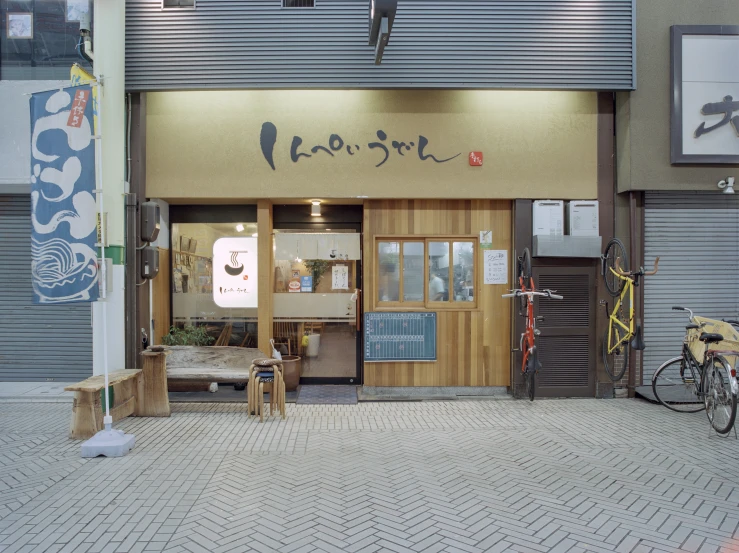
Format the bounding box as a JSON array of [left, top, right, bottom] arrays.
[[64, 369, 142, 439], [163, 346, 266, 392]]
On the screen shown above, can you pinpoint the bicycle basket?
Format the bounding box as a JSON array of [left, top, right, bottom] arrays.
[[688, 317, 739, 364]]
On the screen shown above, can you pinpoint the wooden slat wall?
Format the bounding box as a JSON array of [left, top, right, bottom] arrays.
[[363, 200, 512, 387], [151, 249, 171, 346]]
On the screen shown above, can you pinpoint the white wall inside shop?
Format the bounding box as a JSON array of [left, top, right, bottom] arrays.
[[0, 80, 69, 192]]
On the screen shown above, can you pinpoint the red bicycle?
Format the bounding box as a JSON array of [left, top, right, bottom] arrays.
[[503, 248, 563, 401]]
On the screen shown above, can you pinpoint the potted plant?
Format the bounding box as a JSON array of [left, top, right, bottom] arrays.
[[161, 324, 215, 346]]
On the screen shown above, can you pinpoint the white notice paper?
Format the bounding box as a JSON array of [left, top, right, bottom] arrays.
[[332, 265, 349, 290], [484, 250, 508, 285]]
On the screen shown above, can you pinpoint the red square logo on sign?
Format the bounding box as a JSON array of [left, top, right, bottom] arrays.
[[469, 152, 483, 166], [67, 89, 90, 128]]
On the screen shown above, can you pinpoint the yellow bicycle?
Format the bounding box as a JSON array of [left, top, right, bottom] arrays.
[[601, 238, 659, 381]]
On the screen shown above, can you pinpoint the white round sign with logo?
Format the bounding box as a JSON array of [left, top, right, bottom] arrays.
[[212, 237, 258, 308]]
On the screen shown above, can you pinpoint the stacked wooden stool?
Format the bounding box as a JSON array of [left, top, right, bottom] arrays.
[[247, 358, 286, 422]]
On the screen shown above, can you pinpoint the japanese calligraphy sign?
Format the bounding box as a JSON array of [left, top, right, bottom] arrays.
[[483, 250, 508, 285], [146, 90, 599, 200], [260, 122, 461, 170], [212, 237, 258, 308], [671, 26, 739, 164], [30, 85, 98, 304], [66, 89, 90, 128], [332, 265, 349, 290]]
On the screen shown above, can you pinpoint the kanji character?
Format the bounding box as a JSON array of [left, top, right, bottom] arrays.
[[695, 96, 739, 138], [260, 122, 277, 170], [290, 136, 312, 162], [418, 135, 461, 163], [368, 130, 390, 167]]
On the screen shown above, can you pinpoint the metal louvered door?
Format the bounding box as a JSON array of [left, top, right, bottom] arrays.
[[643, 192, 739, 384], [533, 266, 596, 398], [0, 195, 92, 381]]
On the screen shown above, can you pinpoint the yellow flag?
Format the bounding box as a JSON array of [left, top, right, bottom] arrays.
[[71, 63, 98, 133]]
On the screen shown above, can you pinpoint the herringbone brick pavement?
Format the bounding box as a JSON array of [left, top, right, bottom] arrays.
[[2, 398, 739, 552]]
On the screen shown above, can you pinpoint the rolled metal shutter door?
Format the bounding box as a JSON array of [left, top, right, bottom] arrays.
[[643, 192, 739, 384], [0, 195, 92, 381]]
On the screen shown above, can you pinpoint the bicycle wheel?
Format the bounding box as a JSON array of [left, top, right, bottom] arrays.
[[603, 329, 628, 381], [525, 366, 536, 401], [651, 356, 704, 412], [704, 356, 737, 435], [603, 238, 628, 297], [518, 248, 532, 312]]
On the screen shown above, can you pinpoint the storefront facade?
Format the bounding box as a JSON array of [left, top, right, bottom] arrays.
[[615, 0, 739, 392], [125, 0, 635, 395], [135, 88, 604, 392]]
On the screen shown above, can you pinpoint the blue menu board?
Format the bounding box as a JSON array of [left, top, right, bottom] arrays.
[[364, 312, 436, 362]]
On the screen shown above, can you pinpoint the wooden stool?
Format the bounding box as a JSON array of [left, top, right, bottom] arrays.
[[247, 358, 285, 421]]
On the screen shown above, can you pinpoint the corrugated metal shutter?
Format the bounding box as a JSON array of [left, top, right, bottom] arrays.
[[643, 192, 739, 384], [125, 0, 635, 91], [533, 267, 595, 397], [0, 195, 93, 381]]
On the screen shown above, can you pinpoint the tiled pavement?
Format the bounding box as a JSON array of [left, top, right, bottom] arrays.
[[2, 398, 739, 552], [296, 386, 358, 405]]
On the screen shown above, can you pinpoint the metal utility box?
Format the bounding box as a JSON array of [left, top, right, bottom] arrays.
[[532, 200, 564, 236], [140, 201, 160, 243], [141, 246, 159, 279], [566, 201, 599, 236]]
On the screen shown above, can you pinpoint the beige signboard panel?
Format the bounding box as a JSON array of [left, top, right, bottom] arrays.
[[147, 90, 598, 201]]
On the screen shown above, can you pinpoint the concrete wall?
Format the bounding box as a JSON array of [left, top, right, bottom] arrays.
[[147, 89, 598, 201], [0, 81, 69, 194], [617, 0, 738, 192]]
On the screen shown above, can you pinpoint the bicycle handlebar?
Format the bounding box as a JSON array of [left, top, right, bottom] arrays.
[[672, 306, 695, 321], [614, 256, 660, 277], [502, 290, 563, 300], [645, 257, 660, 276]]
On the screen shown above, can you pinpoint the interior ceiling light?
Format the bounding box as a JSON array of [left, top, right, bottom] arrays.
[[311, 201, 321, 217], [252, 233, 258, 237], [235, 224, 244, 232]]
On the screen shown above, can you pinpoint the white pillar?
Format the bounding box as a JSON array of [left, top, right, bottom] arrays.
[[92, 0, 126, 375]]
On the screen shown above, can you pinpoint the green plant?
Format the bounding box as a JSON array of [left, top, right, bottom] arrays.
[[304, 260, 331, 290], [161, 324, 215, 346]]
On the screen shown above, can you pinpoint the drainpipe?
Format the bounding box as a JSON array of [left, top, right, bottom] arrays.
[[628, 191, 637, 398]]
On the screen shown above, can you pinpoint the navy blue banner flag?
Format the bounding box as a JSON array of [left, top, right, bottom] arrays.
[[30, 85, 99, 303]]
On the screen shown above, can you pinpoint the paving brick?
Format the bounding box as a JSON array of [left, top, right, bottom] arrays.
[[4, 400, 739, 553]]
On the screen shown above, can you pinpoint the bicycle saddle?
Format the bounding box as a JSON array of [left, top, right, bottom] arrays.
[[631, 323, 646, 351], [699, 332, 724, 344]]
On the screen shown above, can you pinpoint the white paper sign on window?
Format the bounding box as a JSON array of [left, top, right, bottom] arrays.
[[332, 265, 349, 290], [484, 250, 508, 285], [213, 237, 258, 308]]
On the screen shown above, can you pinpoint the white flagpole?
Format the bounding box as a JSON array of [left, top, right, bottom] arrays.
[[94, 80, 111, 426]]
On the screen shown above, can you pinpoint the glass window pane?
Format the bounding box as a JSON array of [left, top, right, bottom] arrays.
[[402, 242, 424, 301], [1, 0, 95, 80], [428, 241, 449, 301], [378, 242, 399, 302], [171, 223, 258, 341], [452, 242, 475, 301]]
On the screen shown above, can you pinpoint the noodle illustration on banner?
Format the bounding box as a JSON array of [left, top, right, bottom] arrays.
[[29, 85, 98, 303]]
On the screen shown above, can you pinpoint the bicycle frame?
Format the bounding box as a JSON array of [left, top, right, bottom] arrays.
[[520, 274, 536, 374], [606, 268, 634, 355]]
